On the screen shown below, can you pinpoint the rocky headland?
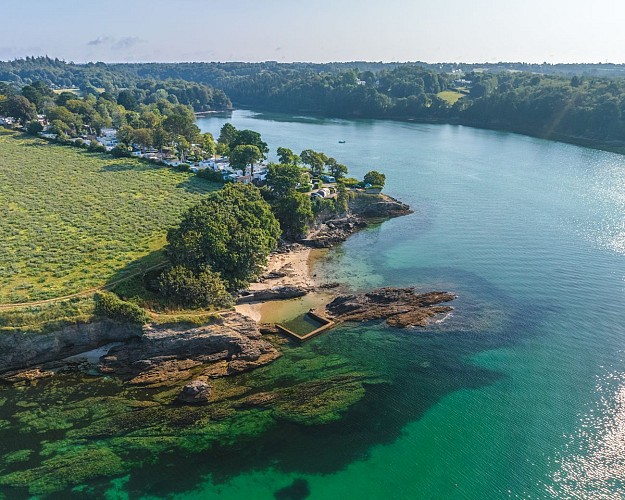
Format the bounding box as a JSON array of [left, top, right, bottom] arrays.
[[0, 192, 437, 388], [325, 288, 456, 327], [302, 193, 413, 248]]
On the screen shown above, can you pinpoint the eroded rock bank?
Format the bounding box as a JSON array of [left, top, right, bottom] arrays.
[[325, 288, 456, 327], [302, 193, 413, 248], [0, 312, 281, 389], [0, 320, 141, 375], [99, 312, 280, 385]]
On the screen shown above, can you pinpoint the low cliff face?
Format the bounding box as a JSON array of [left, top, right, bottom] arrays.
[[99, 312, 281, 385], [302, 193, 413, 248], [0, 312, 281, 382], [0, 321, 141, 374], [347, 192, 413, 219]]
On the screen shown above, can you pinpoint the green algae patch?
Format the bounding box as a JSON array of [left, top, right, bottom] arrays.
[[0, 325, 393, 496], [0, 446, 124, 496], [15, 405, 90, 433], [1, 450, 33, 465], [273, 376, 367, 425]]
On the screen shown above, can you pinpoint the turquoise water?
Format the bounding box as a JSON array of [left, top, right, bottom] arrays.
[[2, 111, 625, 498], [196, 111, 625, 498]]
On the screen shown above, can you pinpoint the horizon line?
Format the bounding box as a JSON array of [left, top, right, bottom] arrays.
[[4, 56, 625, 66]]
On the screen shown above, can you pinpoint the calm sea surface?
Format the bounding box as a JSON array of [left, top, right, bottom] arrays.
[[3, 110, 625, 498], [195, 111, 625, 498]]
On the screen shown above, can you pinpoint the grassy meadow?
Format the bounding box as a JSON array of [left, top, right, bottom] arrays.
[[436, 90, 465, 105], [0, 130, 218, 305]]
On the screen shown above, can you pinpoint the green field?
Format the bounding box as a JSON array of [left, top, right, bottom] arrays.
[[0, 130, 218, 304], [436, 90, 465, 105]]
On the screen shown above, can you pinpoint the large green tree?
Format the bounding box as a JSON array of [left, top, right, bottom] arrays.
[[277, 147, 300, 165], [166, 183, 280, 291], [231, 129, 269, 156], [300, 149, 327, 177], [266, 163, 305, 197], [217, 122, 238, 147], [266, 163, 313, 240], [325, 157, 348, 179], [230, 144, 263, 171], [6, 95, 37, 125], [271, 193, 313, 240]]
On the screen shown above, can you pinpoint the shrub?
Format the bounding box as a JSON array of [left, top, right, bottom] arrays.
[[341, 177, 361, 188], [87, 142, 107, 153], [197, 169, 226, 183], [94, 292, 149, 324], [111, 145, 131, 158], [26, 121, 43, 135], [158, 265, 233, 308]]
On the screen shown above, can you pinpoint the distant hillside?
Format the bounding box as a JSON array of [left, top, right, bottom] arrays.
[[3, 57, 625, 150]]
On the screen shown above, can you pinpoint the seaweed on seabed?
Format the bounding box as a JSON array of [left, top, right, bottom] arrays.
[[274, 478, 311, 500]]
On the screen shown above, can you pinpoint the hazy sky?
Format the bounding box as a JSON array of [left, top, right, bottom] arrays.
[[3, 0, 625, 63]]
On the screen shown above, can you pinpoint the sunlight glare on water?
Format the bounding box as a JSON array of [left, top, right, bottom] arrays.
[[548, 367, 625, 498]]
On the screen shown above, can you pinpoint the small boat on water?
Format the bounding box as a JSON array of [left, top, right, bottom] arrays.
[[338, 140, 346, 144]]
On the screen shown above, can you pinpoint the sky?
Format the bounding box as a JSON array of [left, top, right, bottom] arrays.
[[3, 0, 625, 64]]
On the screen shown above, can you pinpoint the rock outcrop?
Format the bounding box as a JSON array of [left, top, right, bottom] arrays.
[[177, 380, 212, 404], [349, 193, 413, 219], [237, 286, 309, 303], [302, 193, 413, 248], [326, 288, 456, 327], [301, 216, 367, 248], [99, 312, 280, 385]]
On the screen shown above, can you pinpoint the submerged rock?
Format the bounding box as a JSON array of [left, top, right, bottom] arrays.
[[274, 478, 311, 500], [178, 380, 212, 404], [326, 288, 456, 327]]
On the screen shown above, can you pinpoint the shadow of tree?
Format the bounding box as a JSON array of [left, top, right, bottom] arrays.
[[176, 176, 221, 194], [100, 162, 161, 173], [104, 249, 168, 294]]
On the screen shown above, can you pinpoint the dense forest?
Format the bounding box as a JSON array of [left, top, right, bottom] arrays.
[[3, 56, 625, 149]]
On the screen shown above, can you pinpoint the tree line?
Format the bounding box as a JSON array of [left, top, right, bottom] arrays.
[[5, 57, 625, 149], [0, 80, 222, 162]]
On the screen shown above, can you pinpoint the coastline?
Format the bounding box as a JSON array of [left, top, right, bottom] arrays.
[[235, 246, 332, 323]]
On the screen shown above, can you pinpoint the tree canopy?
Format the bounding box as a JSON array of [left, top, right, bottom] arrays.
[[364, 170, 386, 187], [230, 144, 263, 170], [166, 183, 280, 292]]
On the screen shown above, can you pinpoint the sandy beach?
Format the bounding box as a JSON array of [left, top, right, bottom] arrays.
[[235, 246, 329, 323]]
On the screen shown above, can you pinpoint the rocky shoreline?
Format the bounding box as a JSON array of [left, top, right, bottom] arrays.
[[0, 192, 453, 401], [302, 193, 413, 248]]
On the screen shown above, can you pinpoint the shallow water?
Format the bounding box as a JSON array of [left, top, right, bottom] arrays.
[[2, 110, 625, 498]]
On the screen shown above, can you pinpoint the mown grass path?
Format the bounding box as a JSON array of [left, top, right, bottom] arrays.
[[0, 261, 168, 310]]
